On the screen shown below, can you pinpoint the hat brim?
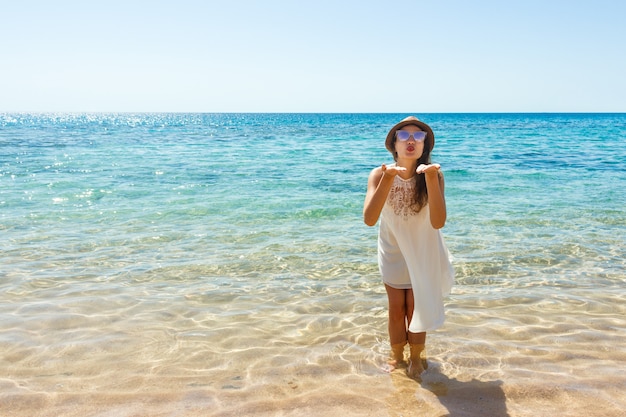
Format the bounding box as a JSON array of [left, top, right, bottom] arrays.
[[385, 117, 435, 153]]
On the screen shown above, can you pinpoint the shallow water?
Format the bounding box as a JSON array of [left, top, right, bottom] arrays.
[[1, 113, 625, 416]]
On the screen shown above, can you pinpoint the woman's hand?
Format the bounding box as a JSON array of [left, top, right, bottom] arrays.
[[416, 163, 441, 175], [381, 164, 407, 177]]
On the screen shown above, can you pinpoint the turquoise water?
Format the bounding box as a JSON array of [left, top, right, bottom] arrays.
[[1, 113, 625, 416]]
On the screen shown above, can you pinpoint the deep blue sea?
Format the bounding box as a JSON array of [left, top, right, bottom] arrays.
[[1, 113, 625, 416]]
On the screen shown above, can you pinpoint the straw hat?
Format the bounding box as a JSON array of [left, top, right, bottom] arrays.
[[385, 116, 435, 153]]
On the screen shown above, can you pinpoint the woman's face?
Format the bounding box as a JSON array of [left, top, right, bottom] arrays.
[[393, 125, 425, 160]]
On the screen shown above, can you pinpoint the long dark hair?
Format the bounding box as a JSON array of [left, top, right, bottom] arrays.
[[392, 134, 433, 213]]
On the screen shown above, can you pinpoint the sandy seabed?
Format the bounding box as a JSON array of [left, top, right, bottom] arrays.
[[2, 276, 625, 416], [3, 321, 625, 417], [2, 364, 624, 417]]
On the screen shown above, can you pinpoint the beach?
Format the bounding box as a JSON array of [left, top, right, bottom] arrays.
[[1, 113, 625, 416], [3, 281, 625, 416]]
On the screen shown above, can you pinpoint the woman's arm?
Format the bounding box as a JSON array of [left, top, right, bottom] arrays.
[[363, 165, 402, 226], [421, 166, 447, 229]]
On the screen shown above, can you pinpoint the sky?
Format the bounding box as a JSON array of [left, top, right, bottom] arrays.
[[1, 0, 625, 113]]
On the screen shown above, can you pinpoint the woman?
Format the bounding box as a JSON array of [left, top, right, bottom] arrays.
[[363, 116, 454, 379]]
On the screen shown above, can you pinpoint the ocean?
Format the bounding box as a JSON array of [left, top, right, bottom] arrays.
[[1, 113, 625, 416]]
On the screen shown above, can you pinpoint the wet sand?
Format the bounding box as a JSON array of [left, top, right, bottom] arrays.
[[2, 364, 624, 417], [2, 283, 625, 417]]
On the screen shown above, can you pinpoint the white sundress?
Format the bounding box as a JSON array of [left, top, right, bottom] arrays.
[[378, 174, 455, 333]]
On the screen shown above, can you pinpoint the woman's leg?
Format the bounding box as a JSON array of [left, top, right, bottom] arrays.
[[406, 288, 427, 379], [385, 284, 408, 366], [405, 288, 426, 345], [385, 284, 408, 344]]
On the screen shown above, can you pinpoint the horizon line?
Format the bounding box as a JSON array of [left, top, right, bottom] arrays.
[[2, 111, 625, 115]]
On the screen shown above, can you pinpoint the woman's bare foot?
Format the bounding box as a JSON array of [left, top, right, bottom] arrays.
[[387, 356, 408, 371], [407, 343, 426, 380], [406, 358, 425, 380], [388, 342, 407, 371]]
